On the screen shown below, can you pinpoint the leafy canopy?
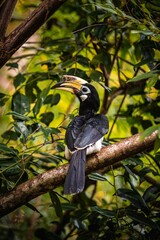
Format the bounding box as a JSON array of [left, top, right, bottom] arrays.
[[0, 0, 160, 239]]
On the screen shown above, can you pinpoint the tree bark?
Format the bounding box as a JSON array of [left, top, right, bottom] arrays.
[[0, 0, 18, 40], [0, 0, 67, 68], [0, 131, 157, 218]]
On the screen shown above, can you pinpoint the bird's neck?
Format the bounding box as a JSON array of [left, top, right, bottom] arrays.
[[79, 102, 97, 116]]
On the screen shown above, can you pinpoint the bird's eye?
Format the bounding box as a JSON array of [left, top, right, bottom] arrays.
[[81, 86, 90, 94]]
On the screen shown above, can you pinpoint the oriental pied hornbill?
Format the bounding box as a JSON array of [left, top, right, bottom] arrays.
[[53, 75, 109, 194]]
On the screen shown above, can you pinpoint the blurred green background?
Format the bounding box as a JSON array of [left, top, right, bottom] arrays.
[[0, 0, 160, 239]]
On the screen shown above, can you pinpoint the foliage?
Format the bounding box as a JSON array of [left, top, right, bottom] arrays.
[[0, 0, 160, 239]]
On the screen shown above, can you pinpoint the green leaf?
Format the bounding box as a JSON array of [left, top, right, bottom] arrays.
[[1, 130, 18, 141], [0, 93, 6, 99], [49, 191, 63, 218], [134, 58, 154, 68], [25, 203, 43, 217], [126, 210, 157, 228], [123, 165, 138, 180], [14, 121, 29, 143], [154, 137, 160, 153], [139, 167, 154, 178], [33, 86, 50, 116], [40, 126, 59, 140], [14, 74, 26, 88], [44, 93, 60, 106], [127, 71, 159, 82], [37, 151, 62, 164], [146, 74, 158, 91], [88, 172, 108, 181], [116, 188, 148, 212], [50, 127, 61, 135], [143, 185, 160, 203], [57, 142, 65, 152], [12, 92, 30, 116], [40, 112, 54, 126], [3, 164, 22, 177], [6, 62, 18, 69], [91, 53, 111, 69], [0, 96, 9, 106], [76, 55, 89, 67], [141, 125, 159, 140], [40, 86, 50, 102], [61, 59, 74, 68], [6, 111, 30, 121], [61, 203, 77, 211], [67, 68, 88, 79], [122, 157, 143, 167], [0, 143, 18, 155], [90, 70, 104, 82], [91, 206, 115, 218]]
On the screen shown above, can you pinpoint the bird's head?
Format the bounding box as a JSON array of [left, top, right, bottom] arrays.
[[52, 75, 100, 115]]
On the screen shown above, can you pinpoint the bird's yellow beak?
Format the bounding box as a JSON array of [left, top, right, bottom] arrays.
[[52, 75, 87, 93]]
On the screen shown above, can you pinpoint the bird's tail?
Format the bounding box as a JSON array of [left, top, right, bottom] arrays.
[[64, 149, 86, 194]]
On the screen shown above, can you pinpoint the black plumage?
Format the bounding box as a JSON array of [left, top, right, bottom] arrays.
[[53, 75, 109, 194]]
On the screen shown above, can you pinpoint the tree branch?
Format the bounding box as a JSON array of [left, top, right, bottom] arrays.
[[0, 0, 67, 68], [0, 131, 157, 218], [0, 0, 18, 40]]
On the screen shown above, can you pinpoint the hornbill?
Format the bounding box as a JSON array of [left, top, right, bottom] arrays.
[[53, 75, 109, 194]]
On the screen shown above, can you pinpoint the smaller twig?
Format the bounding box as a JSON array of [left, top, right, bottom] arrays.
[[108, 92, 127, 138]]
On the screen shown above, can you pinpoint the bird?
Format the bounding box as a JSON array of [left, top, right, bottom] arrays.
[[52, 75, 109, 194]]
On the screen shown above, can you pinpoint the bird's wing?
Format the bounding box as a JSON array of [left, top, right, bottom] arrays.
[[65, 115, 86, 152], [74, 114, 109, 149]]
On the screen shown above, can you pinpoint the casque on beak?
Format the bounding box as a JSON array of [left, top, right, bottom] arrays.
[[52, 75, 87, 93]]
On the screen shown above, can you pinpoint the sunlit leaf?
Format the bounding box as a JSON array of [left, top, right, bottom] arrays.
[[141, 125, 159, 140], [154, 137, 160, 153], [128, 71, 159, 82], [146, 74, 158, 91]]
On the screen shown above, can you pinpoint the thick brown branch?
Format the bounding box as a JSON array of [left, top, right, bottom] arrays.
[[0, 0, 67, 68], [0, 131, 157, 218], [0, 0, 18, 40]]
